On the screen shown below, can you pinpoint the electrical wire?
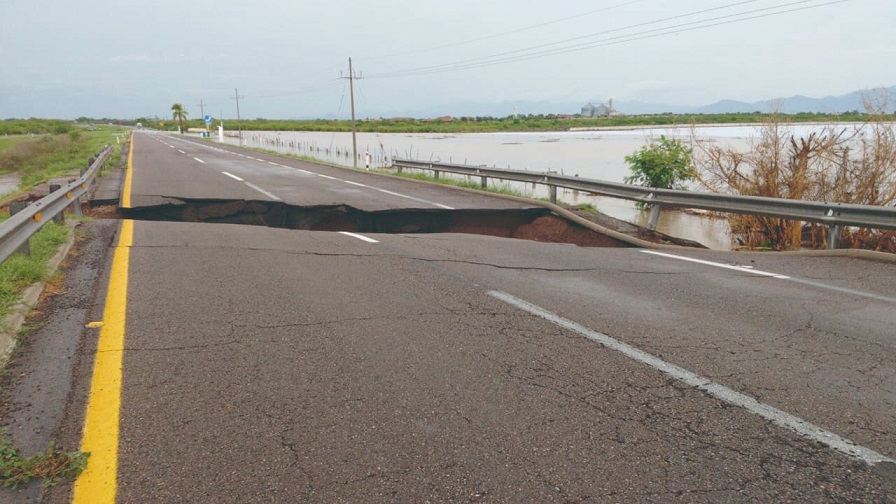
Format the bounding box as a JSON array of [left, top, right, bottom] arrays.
[[361, 0, 648, 61], [367, 0, 847, 79], [243, 78, 342, 99]]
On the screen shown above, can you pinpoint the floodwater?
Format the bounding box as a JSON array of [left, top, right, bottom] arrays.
[[0, 173, 20, 197], [215, 124, 860, 250]]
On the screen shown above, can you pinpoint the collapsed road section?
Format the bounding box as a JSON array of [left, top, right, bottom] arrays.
[[114, 198, 637, 248]]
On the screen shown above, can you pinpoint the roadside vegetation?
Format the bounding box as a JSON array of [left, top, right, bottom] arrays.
[[0, 124, 128, 197], [0, 427, 88, 489], [0, 222, 69, 319], [693, 91, 896, 252], [623, 135, 694, 208], [170, 103, 188, 134], [129, 110, 883, 135], [0, 119, 75, 136]]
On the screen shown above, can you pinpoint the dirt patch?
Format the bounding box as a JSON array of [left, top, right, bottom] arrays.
[[514, 215, 635, 247], [84, 203, 121, 219]]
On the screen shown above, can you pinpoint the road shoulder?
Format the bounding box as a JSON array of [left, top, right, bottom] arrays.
[[0, 219, 119, 503]]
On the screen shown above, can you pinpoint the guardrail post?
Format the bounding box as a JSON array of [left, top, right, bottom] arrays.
[[72, 193, 83, 217], [49, 184, 64, 224], [481, 176, 487, 188], [549, 185, 557, 204], [433, 170, 440, 181], [827, 224, 842, 249], [8, 202, 31, 257], [396, 165, 403, 174], [647, 204, 662, 231]]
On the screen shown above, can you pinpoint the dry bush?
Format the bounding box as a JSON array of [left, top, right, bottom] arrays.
[[694, 90, 896, 252]]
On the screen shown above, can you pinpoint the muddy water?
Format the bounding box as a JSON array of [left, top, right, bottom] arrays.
[[0, 173, 20, 197], [217, 126, 765, 250]]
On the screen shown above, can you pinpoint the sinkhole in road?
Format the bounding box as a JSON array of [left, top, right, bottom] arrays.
[[115, 199, 635, 247]]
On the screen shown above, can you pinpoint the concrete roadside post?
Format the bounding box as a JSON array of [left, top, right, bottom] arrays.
[[827, 224, 843, 249], [49, 184, 65, 224]]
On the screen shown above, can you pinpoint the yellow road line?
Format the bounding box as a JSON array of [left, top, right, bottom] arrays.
[[72, 219, 133, 504], [121, 135, 134, 208]]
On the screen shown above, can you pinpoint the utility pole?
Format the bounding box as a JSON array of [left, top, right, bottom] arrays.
[[341, 58, 360, 169], [197, 99, 207, 135], [232, 88, 244, 146]]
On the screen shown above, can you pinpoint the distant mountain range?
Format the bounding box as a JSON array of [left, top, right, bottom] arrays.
[[348, 86, 895, 119]]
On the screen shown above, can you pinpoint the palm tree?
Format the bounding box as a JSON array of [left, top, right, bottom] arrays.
[[171, 103, 188, 134]]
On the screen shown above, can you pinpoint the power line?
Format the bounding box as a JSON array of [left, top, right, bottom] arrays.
[[367, 0, 846, 79], [368, 0, 763, 77], [243, 78, 342, 99], [361, 0, 648, 61]]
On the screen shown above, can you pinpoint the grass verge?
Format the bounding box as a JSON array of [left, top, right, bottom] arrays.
[[0, 222, 69, 323], [574, 202, 600, 214], [386, 170, 533, 198], [0, 428, 88, 489]]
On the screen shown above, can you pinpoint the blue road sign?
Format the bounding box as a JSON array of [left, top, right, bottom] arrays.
[[204, 115, 212, 125]]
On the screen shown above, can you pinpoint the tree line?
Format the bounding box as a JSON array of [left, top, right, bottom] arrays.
[[132, 111, 878, 134]]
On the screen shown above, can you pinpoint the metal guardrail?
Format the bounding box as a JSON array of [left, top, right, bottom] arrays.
[[0, 146, 113, 264], [391, 158, 896, 249]]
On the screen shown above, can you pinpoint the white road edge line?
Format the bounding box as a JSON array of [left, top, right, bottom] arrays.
[[221, 171, 244, 182], [338, 232, 379, 243], [244, 182, 281, 201], [641, 250, 896, 303], [344, 180, 367, 187], [641, 250, 790, 279], [375, 188, 455, 210], [487, 290, 895, 467], [317, 174, 338, 180], [193, 157, 206, 164]]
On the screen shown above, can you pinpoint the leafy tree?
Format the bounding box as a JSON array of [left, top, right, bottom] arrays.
[[171, 103, 188, 134], [623, 135, 695, 190]]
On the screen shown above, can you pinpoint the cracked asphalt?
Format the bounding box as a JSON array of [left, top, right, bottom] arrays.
[[48, 221, 896, 503]]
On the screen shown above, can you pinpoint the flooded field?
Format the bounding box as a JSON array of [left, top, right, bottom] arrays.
[[214, 125, 850, 250], [0, 173, 20, 197]]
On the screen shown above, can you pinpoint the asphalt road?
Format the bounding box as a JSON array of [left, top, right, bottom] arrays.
[[128, 132, 536, 212], [8, 132, 896, 503]]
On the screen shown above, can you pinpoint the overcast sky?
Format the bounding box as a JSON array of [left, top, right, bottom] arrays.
[[2, 0, 894, 119]]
